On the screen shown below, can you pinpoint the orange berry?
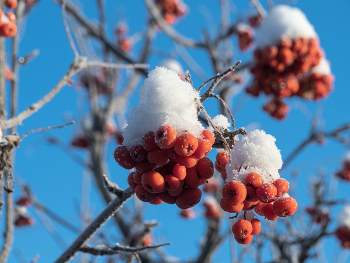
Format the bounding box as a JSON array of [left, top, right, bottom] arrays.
[[168, 180, 185, 197], [232, 219, 253, 238], [176, 187, 202, 209], [164, 147, 180, 162], [216, 152, 229, 171], [201, 130, 215, 145], [273, 178, 289, 197], [5, 0, 17, 9], [251, 218, 261, 235], [192, 139, 212, 159], [215, 160, 222, 173], [243, 200, 259, 211], [135, 185, 157, 202], [174, 133, 198, 156], [135, 160, 156, 173], [235, 235, 253, 245], [164, 175, 180, 191], [141, 171, 165, 193], [132, 171, 143, 185], [196, 157, 214, 179], [129, 145, 148, 162], [220, 198, 243, 213], [113, 146, 136, 170], [155, 124, 177, 149], [254, 202, 264, 216], [263, 46, 278, 60], [260, 203, 278, 221], [184, 166, 201, 188], [221, 169, 227, 181], [158, 191, 177, 204], [150, 196, 163, 205], [147, 149, 168, 166], [142, 131, 158, 151], [256, 183, 277, 203], [273, 197, 298, 217], [127, 173, 138, 190], [0, 23, 17, 37], [172, 163, 186, 180], [5, 13, 16, 23], [245, 185, 259, 202], [178, 155, 197, 168], [222, 181, 247, 206], [245, 172, 263, 187]]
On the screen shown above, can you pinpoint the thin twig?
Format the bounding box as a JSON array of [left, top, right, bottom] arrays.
[[208, 93, 236, 129], [79, 242, 170, 256], [143, 0, 204, 48], [62, 0, 79, 57], [87, 61, 149, 69], [20, 121, 75, 140], [54, 187, 135, 263], [250, 0, 267, 17], [0, 57, 87, 129]]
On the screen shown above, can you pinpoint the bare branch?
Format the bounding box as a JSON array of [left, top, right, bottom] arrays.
[[102, 174, 123, 196], [250, 0, 267, 17], [0, 56, 88, 129], [79, 242, 170, 256], [54, 187, 135, 263], [62, 0, 79, 57], [143, 0, 204, 48], [20, 121, 75, 140]]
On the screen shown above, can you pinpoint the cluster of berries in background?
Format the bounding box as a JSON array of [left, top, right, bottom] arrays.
[[335, 152, 350, 181], [155, 0, 186, 24], [305, 206, 330, 225], [115, 23, 132, 52], [14, 195, 34, 227], [0, 0, 18, 38], [218, 129, 298, 244], [336, 205, 350, 249], [244, 5, 333, 120], [114, 125, 215, 209]]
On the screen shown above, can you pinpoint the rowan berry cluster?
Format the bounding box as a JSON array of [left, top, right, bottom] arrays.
[[0, 0, 18, 38], [78, 68, 116, 95], [218, 129, 298, 244], [305, 207, 330, 224], [115, 24, 132, 52], [114, 125, 216, 209], [336, 205, 350, 249], [155, 0, 186, 24], [335, 152, 350, 181], [203, 197, 222, 220], [237, 24, 253, 51], [245, 5, 333, 120], [14, 196, 34, 227]]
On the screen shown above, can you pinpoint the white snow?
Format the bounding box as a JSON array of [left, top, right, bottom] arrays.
[[160, 59, 185, 77], [342, 151, 350, 166], [208, 115, 231, 132], [238, 210, 256, 222], [255, 5, 317, 49], [311, 58, 331, 75], [123, 67, 204, 149], [226, 129, 282, 184], [338, 204, 350, 228]]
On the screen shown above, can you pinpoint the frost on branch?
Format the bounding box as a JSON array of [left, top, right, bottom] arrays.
[[226, 129, 282, 183], [207, 114, 231, 133], [123, 67, 204, 150]]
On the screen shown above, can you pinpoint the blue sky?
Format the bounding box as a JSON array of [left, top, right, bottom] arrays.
[[3, 0, 350, 262]]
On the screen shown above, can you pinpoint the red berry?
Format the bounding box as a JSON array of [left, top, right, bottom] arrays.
[[150, 196, 163, 205], [245, 185, 259, 202], [261, 203, 278, 221], [273, 178, 289, 197], [148, 149, 168, 166], [256, 183, 277, 203], [135, 185, 156, 202], [176, 187, 202, 209], [254, 202, 264, 216], [245, 172, 263, 188], [132, 171, 143, 185], [174, 133, 198, 156], [155, 124, 177, 149], [135, 160, 155, 173], [5, 0, 17, 9], [192, 139, 212, 159], [173, 163, 186, 180], [232, 219, 252, 238], [196, 157, 214, 179], [251, 218, 261, 235], [184, 166, 201, 188], [220, 198, 243, 213], [235, 235, 253, 245], [142, 131, 158, 151], [222, 181, 247, 206], [0, 23, 17, 37], [164, 175, 180, 191], [113, 146, 136, 170], [201, 130, 215, 145], [129, 145, 148, 162], [158, 191, 177, 204], [178, 155, 197, 168], [273, 197, 298, 217], [142, 171, 165, 193]]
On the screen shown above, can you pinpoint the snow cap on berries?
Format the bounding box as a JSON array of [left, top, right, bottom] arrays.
[[338, 204, 350, 228], [311, 58, 331, 75], [123, 67, 204, 149], [255, 5, 317, 48], [226, 129, 282, 183], [207, 114, 231, 132]]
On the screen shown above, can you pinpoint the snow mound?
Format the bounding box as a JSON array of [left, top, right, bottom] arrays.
[[311, 58, 331, 75], [208, 114, 231, 132], [226, 129, 282, 183], [123, 67, 204, 149], [338, 205, 350, 228], [255, 5, 317, 48]]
